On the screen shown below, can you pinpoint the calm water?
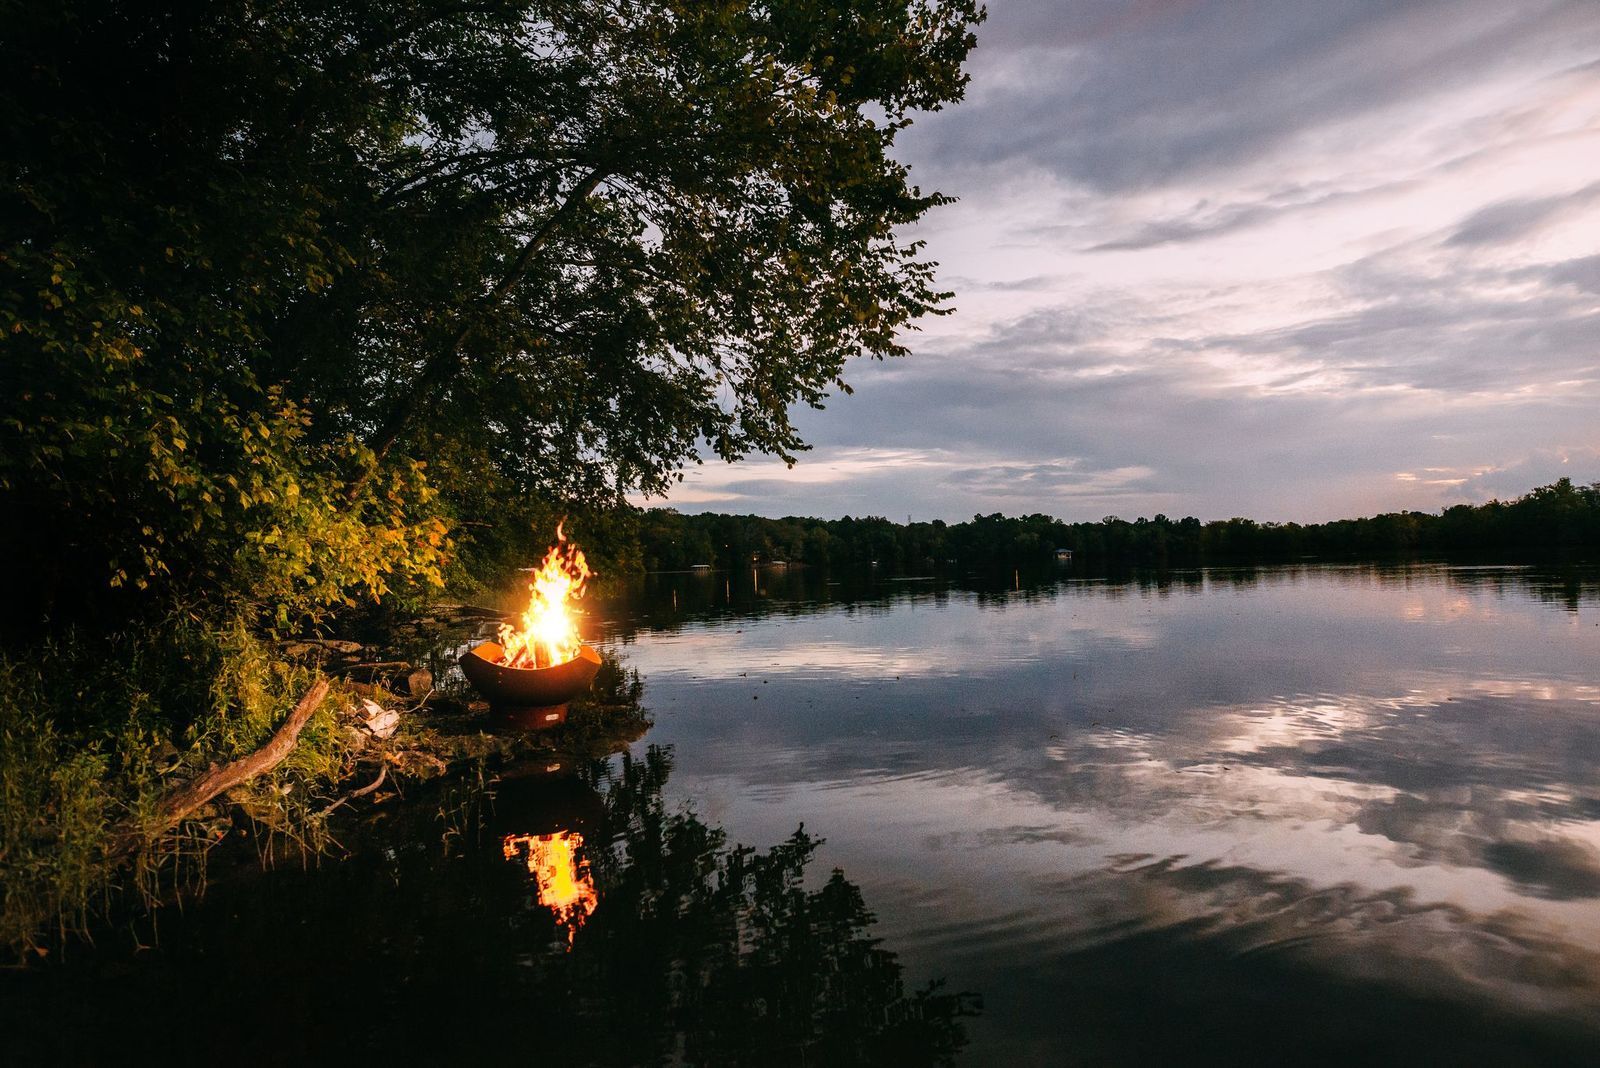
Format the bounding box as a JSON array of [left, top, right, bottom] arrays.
[[10, 562, 1600, 1064], [601, 563, 1600, 1064]]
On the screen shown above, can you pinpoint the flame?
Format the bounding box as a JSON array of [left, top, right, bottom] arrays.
[[502, 830, 597, 946], [498, 523, 592, 668]]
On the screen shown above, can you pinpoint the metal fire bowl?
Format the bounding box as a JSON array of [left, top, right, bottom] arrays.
[[460, 642, 602, 726]]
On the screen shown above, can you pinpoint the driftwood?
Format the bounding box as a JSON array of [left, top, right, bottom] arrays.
[[318, 763, 388, 817], [334, 660, 416, 684], [107, 679, 330, 861], [340, 660, 413, 672]]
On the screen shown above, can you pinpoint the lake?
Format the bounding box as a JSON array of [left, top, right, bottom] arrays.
[[9, 562, 1600, 1064]]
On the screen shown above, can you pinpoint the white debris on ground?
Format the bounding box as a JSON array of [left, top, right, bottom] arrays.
[[354, 698, 400, 739]]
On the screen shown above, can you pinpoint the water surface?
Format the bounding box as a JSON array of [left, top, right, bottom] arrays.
[[11, 562, 1600, 1065], [599, 562, 1600, 1063]]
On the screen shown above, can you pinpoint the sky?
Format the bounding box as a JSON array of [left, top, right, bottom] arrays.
[[661, 0, 1600, 524]]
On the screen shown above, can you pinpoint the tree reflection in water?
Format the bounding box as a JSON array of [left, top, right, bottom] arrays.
[[5, 738, 976, 1067], [495, 744, 978, 1066]]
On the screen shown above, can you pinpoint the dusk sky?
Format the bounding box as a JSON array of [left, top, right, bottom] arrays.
[[660, 0, 1600, 524]]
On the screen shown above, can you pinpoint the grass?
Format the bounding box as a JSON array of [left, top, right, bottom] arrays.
[[0, 617, 358, 959]]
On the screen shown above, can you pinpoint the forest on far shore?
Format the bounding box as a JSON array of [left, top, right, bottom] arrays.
[[634, 478, 1600, 572]]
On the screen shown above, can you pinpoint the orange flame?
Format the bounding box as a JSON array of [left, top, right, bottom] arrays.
[[502, 830, 597, 946], [498, 524, 592, 669]]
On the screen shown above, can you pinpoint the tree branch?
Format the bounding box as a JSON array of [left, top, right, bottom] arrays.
[[107, 679, 331, 861], [347, 165, 610, 499], [318, 762, 387, 817]]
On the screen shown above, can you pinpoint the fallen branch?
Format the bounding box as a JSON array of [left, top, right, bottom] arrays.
[[319, 763, 388, 818], [334, 660, 416, 682], [348, 763, 388, 799], [107, 679, 331, 861]]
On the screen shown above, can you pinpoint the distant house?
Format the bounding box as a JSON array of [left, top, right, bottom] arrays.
[[1054, 548, 1074, 563], [690, 563, 712, 572]]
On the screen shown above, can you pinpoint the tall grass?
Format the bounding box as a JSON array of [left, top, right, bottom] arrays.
[[0, 617, 355, 958]]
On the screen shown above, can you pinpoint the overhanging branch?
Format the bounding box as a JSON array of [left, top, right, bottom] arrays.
[[347, 165, 610, 498]]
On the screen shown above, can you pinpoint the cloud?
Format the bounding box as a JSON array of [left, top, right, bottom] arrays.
[[1447, 194, 1584, 247], [1444, 180, 1600, 246], [1454, 448, 1600, 500], [661, 0, 1600, 522], [1541, 254, 1600, 294], [909, 0, 1599, 193], [942, 459, 1156, 499]]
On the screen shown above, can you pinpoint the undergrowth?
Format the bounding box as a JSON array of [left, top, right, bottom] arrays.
[[0, 617, 358, 960]]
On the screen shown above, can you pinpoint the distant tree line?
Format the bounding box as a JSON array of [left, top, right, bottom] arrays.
[[635, 479, 1600, 571]]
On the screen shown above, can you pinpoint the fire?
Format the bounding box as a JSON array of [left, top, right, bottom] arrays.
[[502, 830, 597, 945], [498, 524, 592, 668]]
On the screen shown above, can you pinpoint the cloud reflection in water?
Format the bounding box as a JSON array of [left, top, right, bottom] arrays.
[[604, 563, 1600, 1060]]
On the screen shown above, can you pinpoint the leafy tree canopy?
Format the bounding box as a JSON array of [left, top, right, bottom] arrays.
[[1, 0, 982, 631]]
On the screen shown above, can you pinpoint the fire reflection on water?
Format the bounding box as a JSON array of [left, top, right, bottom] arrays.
[[501, 830, 597, 946]]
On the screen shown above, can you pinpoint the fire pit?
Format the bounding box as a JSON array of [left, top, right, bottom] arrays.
[[460, 640, 601, 727], [459, 527, 600, 729]]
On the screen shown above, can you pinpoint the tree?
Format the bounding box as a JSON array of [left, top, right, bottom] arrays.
[[1, 0, 983, 630]]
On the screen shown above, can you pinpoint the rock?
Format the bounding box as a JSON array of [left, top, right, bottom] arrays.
[[403, 667, 434, 697], [278, 638, 364, 661]]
